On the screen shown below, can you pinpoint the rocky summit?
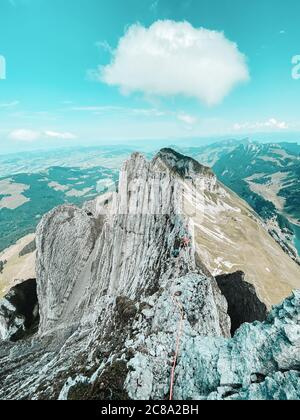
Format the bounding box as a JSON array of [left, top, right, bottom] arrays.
[[0, 149, 299, 400]]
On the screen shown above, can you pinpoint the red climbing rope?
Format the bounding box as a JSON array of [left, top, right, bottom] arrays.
[[169, 294, 184, 401]]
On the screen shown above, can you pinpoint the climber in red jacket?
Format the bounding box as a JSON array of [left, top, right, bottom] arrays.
[[181, 236, 191, 248], [172, 235, 191, 258]]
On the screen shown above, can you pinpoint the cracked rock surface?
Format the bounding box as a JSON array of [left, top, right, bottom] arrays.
[[0, 149, 299, 400]]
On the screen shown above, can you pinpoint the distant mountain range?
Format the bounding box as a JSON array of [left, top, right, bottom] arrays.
[[1, 139, 300, 259]]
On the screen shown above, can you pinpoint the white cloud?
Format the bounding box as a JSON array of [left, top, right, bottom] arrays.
[[177, 113, 197, 125], [266, 118, 288, 129], [44, 130, 77, 140], [9, 129, 40, 142], [8, 129, 77, 142], [0, 100, 20, 108], [131, 108, 165, 117], [70, 105, 122, 112], [99, 20, 249, 106], [234, 118, 289, 131], [70, 105, 165, 117]]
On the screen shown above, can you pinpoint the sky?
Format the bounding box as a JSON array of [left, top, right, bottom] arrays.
[[0, 0, 300, 153]]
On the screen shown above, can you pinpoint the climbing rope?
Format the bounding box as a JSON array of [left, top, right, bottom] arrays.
[[169, 293, 184, 401]]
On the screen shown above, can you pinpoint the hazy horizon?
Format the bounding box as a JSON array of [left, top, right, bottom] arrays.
[[1, 0, 300, 155]]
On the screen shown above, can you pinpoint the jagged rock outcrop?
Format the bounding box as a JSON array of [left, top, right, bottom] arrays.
[[0, 286, 298, 400], [128, 290, 300, 400], [203, 291, 300, 400], [216, 271, 268, 334], [0, 279, 39, 342], [155, 148, 217, 190], [0, 149, 299, 400], [36, 151, 229, 337]]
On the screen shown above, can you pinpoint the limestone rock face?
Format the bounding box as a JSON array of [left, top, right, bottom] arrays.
[[36, 205, 101, 334], [203, 291, 300, 400], [154, 148, 217, 189], [0, 149, 299, 400], [124, 273, 230, 400], [128, 291, 300, 400], [36, 151, 228, 337]]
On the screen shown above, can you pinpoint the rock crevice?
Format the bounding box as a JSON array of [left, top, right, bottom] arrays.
[[216, 271, 268, 334], [0, 279, 39, 342]]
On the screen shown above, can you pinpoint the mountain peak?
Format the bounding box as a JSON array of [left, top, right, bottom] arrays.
[[154, 148, 215, 179]]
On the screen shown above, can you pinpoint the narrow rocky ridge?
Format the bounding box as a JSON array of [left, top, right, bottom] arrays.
[[0, 149, 299, 400]]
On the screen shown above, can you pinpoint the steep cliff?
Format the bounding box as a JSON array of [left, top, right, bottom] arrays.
[[0, 149, 299, 400], [36, 151, 229, 336], [155, 150, 300, 308]]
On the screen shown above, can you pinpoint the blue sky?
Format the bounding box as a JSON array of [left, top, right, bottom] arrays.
[[0, 0, 300, 153]]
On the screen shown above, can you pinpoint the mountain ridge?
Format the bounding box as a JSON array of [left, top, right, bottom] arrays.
[[0, 148, 299, 400]]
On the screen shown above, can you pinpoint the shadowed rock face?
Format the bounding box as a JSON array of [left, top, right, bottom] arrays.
[[0, 260, 6, 274], [18, 240, 36, 258], [0, 149, 299, 401], [0, 279, 39, 342], [216, 271, 268, 335]]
